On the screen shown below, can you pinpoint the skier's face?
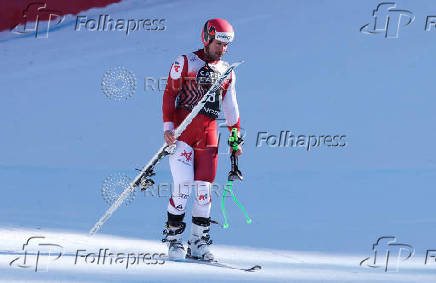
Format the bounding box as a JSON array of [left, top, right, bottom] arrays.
[[206, 40, 228, 61]]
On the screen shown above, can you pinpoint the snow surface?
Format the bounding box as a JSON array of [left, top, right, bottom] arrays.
[[1, 0, 436, 282]]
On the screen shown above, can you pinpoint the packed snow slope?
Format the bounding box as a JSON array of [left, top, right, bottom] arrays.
[[1, 0, 435, 282]]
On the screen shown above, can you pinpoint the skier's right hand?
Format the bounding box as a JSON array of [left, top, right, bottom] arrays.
[[164, 130, 176, 145]]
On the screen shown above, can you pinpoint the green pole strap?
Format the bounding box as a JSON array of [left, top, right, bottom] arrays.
[[221, 182, 229, 229], [221, 180, 252, 228]]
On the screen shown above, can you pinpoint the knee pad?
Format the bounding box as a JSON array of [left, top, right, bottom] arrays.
[[192, 180, 212, 218], [167, 180, 192, 214], [194, 180, 212, 206]]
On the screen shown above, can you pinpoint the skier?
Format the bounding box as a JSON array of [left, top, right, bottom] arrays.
[[161, 18, 242, 261]]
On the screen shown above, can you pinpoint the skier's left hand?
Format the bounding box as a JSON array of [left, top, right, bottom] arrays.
[[231, 145, 243, 157]]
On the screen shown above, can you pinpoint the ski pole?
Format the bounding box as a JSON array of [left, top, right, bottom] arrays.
[[221, 128, 252, 228]]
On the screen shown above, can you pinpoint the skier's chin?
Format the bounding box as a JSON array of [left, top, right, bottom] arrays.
[[214, 53, 223, 61], [207, 51, 223, 61]]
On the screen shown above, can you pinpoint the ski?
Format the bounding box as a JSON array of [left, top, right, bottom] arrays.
[[89, 61, 244, 236], [165, 256, 261, 272]]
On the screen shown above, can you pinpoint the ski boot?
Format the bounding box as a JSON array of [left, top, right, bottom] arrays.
[[162, 221, 186, 260], [187, 217, 214, 261]]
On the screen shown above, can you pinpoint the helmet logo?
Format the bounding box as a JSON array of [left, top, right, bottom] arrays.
[[208, 26, 215, 36], [216, 34, 231, 40]]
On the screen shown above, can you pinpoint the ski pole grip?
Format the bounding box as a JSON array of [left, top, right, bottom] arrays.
[[228, 128, 240, 151]]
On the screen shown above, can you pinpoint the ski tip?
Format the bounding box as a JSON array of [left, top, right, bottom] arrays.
[[246, 265, 262, 272]]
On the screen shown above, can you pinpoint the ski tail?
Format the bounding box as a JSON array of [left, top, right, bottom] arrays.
[[165, 256, 261, 272]]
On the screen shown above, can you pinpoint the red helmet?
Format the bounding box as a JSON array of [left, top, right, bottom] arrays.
[[201, 18, 234, 46]]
